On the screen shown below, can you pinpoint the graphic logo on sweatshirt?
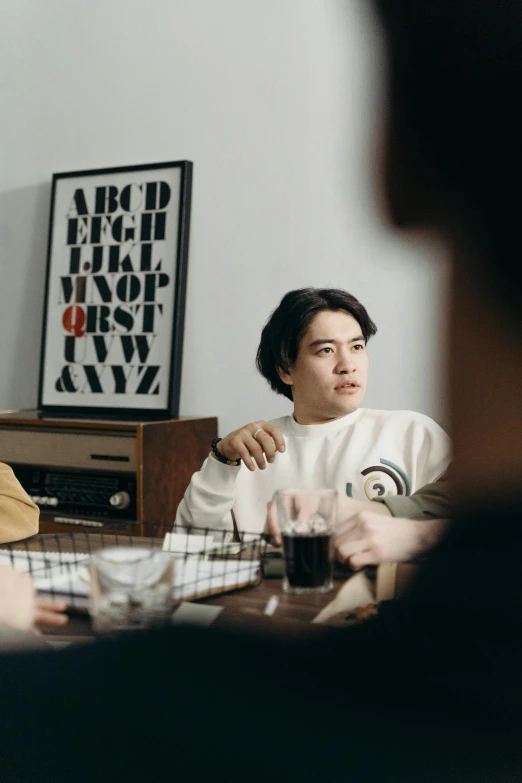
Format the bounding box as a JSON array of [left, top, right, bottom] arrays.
[[360, 459, 411, 500]]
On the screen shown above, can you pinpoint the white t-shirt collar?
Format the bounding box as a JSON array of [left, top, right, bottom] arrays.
[[286, 408, 364, 438]]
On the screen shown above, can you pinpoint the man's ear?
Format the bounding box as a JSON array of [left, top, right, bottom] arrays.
[[276, 366, 293, 387]]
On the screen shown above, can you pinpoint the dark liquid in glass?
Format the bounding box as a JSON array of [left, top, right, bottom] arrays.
[[282, 534, 331, 588]]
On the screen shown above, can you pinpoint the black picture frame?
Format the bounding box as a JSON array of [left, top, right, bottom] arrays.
[[38, 160, 193, 420]]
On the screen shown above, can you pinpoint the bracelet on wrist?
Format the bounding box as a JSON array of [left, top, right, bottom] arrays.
[[211, 437, 241, 467]]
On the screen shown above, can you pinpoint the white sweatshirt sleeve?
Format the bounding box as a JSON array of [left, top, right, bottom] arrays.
[[174, 454, 242, 532], [412, 414, 452, 489]]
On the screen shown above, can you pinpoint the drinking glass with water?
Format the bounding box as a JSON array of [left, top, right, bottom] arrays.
[[89, 547, 174, 633]]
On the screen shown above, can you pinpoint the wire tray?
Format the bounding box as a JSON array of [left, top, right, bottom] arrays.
[[0, 525, 269, 612]]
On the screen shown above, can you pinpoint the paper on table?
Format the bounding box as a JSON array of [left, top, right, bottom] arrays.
[[162, 532, 257, 557], [171, 557, 261, 600], [0, 549, 89, 583], [172, 602, 223, 627], [312, 571, 376, 626], [162, 533, 216, 556]]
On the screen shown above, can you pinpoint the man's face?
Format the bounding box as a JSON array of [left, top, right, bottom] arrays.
[[278, 309, 369, 424]]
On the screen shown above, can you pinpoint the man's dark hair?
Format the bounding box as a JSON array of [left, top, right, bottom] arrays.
[[372, 0, 522, 318], [255, 288, 377, 400]]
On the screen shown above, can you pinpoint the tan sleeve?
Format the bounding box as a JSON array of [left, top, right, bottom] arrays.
[[0, 463, 39, 543], [376, 470, 452, 520]]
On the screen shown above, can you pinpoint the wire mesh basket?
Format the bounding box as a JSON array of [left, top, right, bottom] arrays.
[[0, 524, 269, 613]]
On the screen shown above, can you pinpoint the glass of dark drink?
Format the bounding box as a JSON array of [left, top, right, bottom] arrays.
[[275, 488, 336, 594]]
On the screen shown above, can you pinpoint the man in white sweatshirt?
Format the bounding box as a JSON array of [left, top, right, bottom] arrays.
[[176, 287, 451, 535]]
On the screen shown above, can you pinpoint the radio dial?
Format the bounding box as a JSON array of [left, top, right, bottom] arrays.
[[109, 491, 130, 510]]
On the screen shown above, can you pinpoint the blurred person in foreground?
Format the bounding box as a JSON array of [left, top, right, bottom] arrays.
[[0, 2, 521, 781]]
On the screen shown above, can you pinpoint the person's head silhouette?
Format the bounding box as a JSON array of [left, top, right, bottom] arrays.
[[372, 0, 522, 507]]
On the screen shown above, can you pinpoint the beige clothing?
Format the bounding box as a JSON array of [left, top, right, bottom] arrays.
[[378, 470, 451, 520], [0, 463, 39, 543]]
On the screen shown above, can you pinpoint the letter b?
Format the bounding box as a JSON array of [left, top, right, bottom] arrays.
[[94, 186, 119, 215]]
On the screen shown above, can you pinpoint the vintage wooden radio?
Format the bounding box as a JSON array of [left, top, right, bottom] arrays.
[[0, 410, 217, 535]]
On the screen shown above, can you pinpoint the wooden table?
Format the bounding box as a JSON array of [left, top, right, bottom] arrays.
[[13, 533, 342, 643], [45, 577, 342, 643]]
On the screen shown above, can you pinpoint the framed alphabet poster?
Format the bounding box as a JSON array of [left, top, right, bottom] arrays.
[[38, 160, 193, 419]]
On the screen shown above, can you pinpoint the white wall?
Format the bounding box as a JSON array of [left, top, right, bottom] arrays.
[[0, 0, 448, 436]]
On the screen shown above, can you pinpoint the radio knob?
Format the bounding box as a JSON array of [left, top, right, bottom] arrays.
[[31, 496, 41, 504], [40, 496, 49, 505], [109, 491, 130, 510], [48, 497, 59, 507]]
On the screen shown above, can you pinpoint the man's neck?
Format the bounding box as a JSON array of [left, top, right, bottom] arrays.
[[291, 408, 358, 426]]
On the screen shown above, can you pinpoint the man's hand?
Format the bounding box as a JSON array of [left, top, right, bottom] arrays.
[[34, 599, 68, 628], [334, 511, 450, 569], [215, 421, 285, 471], [0, 567, 68, 632], [264, 494, 391, 547]]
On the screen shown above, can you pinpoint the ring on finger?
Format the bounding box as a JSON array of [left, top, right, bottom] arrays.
[[253, 428, 264, 441]]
